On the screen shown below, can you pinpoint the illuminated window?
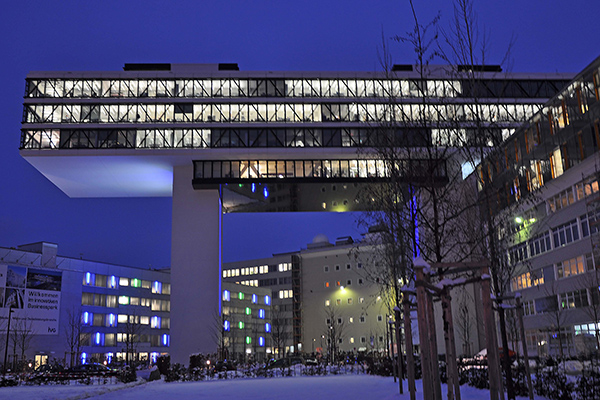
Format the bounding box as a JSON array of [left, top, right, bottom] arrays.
[[82, 311, 92, 325], [325, 300, 330, 306], [259, 337, 265, 347], [117, 314, 128, 323], [325, 282, 330, 288], [350, 337, 355, 344], [556, 255, 585, 278], [162, 334, 170, 346], [348, 298, 353, 305], [108, 275, 117, 289], [118, 296, 129, 305], [106, 313, 116, 327], [252, 294, 258, 304], [151, 316, 161, 329], [336, 299, 341, 305], [223, 290, 231, 301], [94, 332, 105, 346], [245, 307, 251, 315], [152, 281, 162, 294], [258, 309, 265, 319], [265, 323, 271, 332], [140, 316, 149, 325], [336, 281, 341, 286], [349, 317, 354, 323], [224, 320, 230, 331], [238, 292, 245, 300], [131, 278, 141, 288], [239, 321, 245, 329], [119, 277, 129, 286], [359, 297, 364, 304], [84, 272, 95, 286], [246, 336, 252, 344]]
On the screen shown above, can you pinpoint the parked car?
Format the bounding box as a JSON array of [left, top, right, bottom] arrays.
[[28, 364, 66, 381], [214, 360, 236, 372], [265, 356, 305, 369], [65, 363, 118, 377]]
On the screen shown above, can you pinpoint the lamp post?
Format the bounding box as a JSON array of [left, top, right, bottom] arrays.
[[3, 307, 14, 375]]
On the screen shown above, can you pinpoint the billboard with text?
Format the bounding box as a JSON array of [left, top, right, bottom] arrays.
[[0, 264, 62, 335]]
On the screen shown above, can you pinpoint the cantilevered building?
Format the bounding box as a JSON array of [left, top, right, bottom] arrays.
[[19, 63, 572, 362], [478, 56, 600, 356]]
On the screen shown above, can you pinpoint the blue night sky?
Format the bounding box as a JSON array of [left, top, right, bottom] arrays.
[[0, 1, 598, 268]]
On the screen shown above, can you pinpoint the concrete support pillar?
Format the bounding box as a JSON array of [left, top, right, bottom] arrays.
[[170, 165, 221, 364]]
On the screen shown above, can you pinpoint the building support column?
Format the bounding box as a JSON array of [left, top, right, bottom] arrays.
[[170, 164, 221, 364]]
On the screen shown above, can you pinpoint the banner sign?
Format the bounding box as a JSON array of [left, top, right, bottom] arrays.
[[0, 264, 62, 335]]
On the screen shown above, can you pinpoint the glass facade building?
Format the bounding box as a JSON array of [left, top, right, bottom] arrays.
[[18, 62, 574, 362], [480, 55, 600, 356], [21, 64, 570, 153]]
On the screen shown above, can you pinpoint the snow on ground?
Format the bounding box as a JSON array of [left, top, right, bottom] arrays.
[[0, 375, 551, 400]]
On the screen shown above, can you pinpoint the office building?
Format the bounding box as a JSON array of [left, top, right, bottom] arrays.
[[0, 242, 170, 369], [480, 55, 600, 356], [20, 63, 572, 362]]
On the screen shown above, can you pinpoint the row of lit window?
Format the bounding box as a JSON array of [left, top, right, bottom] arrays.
[[547, 174, 600, 214], [324, 297, 366, 307], [84, 332, 169, 347], [223, 265, 269, 278], [224, 307, 266, 319], [326, 314, 373, 324], [23, 102, 539, 126], [82, 292, 170, 311], [26, 78, 465, 99], [237, 280, 259, 287], [81, 311, 169, 329], [222, 290, 271, 305], [222, 263, 290, 279], [82, 272, 169, 294], [21, 127, 515, 151], [507, 211, 600, 265], [511, 253, 594, 292], [80, 351, 165, 365], [324, 279, 364, 288], [224, 320, 271, 334]]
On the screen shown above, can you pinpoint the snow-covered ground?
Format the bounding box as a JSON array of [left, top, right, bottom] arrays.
[[0, 375, 551, 400]]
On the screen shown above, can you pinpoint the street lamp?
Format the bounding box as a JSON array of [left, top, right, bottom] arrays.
[[3, 307, 14, 375]]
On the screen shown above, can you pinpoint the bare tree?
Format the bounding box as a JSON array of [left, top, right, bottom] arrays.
[[455, 286, 474, 356], [64, 307, 82, 367], [122, 312, 142, 366], [323, 306, 346, 363], [14, 317, 34, 370], [270, 305, 289, 359]]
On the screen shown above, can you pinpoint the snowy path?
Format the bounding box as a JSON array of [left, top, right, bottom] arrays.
[[0, 375, 549, 400]]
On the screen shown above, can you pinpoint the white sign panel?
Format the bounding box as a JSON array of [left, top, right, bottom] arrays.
[[0, 264, 62, 335]]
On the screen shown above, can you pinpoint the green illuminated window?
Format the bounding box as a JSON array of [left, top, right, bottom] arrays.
[[239, 321, 244, 329], [245, 307, 251, 315], [131, 278, 141, 288], [238, 292, 244, 300], [246, 336, 251, 344]]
